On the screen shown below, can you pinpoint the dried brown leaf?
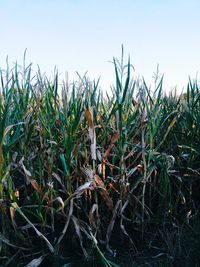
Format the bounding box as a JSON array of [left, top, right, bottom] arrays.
[[84, 109, 94, 128], [106, 200, 121, 251], [30, 179, 43, 195], [111, 131, 120, 143], [11, 202, 54, 253], [95, 175, 113, 210], [89, 204, 99, 230], [103, 144, 114, 160], [9, 207, 16, 229], [72, 215, 88, 257], [54, 199, 73, 254], [76, 181, 94, 192], [94, 175, 105, 188], [21, 159, 43, 195]]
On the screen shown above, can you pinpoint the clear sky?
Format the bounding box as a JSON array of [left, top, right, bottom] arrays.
[[0, 0, 200, 92]]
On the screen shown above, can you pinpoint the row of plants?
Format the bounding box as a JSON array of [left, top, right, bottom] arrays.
[[0, 51, 200, 266]]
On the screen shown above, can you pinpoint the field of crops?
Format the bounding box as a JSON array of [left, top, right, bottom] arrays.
[[0, 53, 200, 266]]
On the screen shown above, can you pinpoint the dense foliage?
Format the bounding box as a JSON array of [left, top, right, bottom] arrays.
[[0, 53, 200, 266]]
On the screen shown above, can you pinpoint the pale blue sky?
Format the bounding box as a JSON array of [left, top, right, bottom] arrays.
[[0, 0, 200, 92]]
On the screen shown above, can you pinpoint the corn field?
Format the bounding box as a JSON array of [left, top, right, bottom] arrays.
[[0, 53, 200, 266]]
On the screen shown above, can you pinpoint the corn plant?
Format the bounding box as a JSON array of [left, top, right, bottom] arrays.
[[0, 52, 199, 266]]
